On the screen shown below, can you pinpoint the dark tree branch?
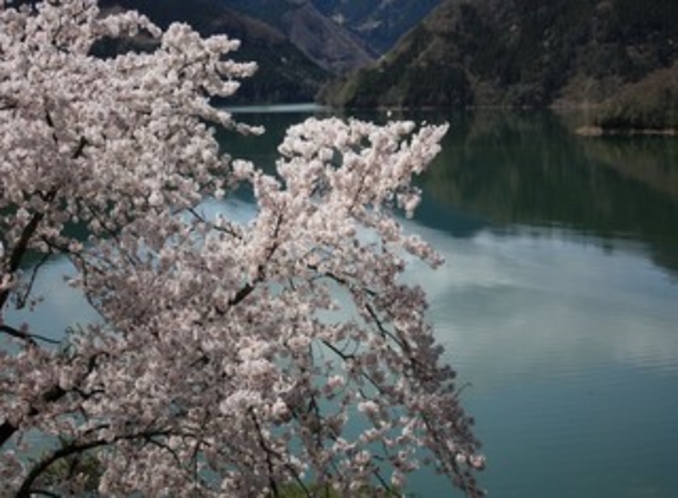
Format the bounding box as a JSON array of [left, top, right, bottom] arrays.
[[0, 213, 45, 309], [0, 324, 60, 346], [0, 351, 107, 448], [0, 189, 57, 309], [0, 421, 16, 450], [218, 211, 284, 314], [0, 383, 65, 450], [45, 110, 58, 145], [16, 429, 172, 498], [249, 408, 282, 498], [72, 135, 88, 159], [16, 251, 52, 310], [0, 97, 18, 110]]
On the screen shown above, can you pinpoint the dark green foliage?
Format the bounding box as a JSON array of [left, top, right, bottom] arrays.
[[324, 0, 678, 111], [308, 0, 442, 54], [594, 66, 678, 131], [33, 442, 103, 494], [274, 482, 395, 498]]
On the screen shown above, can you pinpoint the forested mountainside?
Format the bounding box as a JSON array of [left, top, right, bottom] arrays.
[[278, 2, 373, 74], [97, 0, 443, 101], [310, 0, 442, 54], [99, 0, 329, 103], [214, 0, 441, 58], [212, 0, 374, 74], [323, 0, 678, 121]]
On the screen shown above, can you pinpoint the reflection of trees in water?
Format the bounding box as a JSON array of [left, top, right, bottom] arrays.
[[581, 137, 678, 198], [215, 109, 678, 275], [422, 110, 678, 275]]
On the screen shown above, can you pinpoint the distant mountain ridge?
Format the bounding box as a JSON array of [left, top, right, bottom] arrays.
[[278, 2, 374, 74], [211, 0, 375, 74], [311, 0, 442, 54], [323, 0, 678, 114], [211, 0, 442, 73], [97, 0, 445, 103]]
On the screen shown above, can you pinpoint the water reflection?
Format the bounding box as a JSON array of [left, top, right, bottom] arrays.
[[220, 109, 678, 497], [419, 111, 678, 273], [403, 222, 678, 383], [224, 108, 678, 276]]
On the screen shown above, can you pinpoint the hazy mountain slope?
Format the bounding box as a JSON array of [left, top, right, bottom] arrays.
[[280, 2, 374, 74], [211, 0, 442, 71], [212, 0, 375, 73], [323, 0, 678, 110], [99, 0, 329, 103], [312, 0, 442, 54]]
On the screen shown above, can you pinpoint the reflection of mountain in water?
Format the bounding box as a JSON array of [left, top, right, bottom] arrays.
[[420, 111, 678, 275], [216, 108, 678, 276]]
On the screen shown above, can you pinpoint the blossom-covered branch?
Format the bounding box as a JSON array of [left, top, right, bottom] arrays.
[[0, 1, 484, 496]]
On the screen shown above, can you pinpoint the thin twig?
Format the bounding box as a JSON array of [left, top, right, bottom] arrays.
[[0, 324, 61, 346]]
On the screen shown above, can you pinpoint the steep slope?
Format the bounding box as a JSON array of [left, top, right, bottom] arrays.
[[212, 0, 374, 74], [323, 0, 678, 110], [281, 2, 374, 74], [312, 0, 442, 54], [212, 0, 442, 71], [99, 0, 329, 103]]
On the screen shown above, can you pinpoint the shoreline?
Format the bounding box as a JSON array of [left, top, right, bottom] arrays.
[[575, 125, 678, 137]]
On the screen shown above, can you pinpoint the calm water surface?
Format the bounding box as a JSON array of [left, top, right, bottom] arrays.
[[8, 109, 678, 497], [225, 108, 678, 498]]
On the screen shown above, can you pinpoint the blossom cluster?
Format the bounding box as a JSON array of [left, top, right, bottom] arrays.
[[0, 1, 484, 496]]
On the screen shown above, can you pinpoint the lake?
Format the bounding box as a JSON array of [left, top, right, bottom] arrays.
[[224, 107, 678, 497], [6, 108, 678, 497]]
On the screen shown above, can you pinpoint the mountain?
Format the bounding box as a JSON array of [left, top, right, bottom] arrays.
[[211, 0, 375, 74], [99, 0, 329, 103], [105, 0, 443, 80], [211, 1, 443, 72], [278, 2, 374, 74], [311, 0, 442, 55], [323, 0, 678, 114]]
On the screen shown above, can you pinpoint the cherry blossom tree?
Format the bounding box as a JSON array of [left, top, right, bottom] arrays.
[[0, 1, 484, 496]]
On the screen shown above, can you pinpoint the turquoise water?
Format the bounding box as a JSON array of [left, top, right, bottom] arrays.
[[6, 109, 678, 497], [224, 108, 678, 497]]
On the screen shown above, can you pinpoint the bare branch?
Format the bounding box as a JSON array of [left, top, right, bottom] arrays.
[[0, 324, 61, 346]]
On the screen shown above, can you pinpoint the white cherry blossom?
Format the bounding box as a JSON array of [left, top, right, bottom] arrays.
[[0, 1, 484, 496]]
